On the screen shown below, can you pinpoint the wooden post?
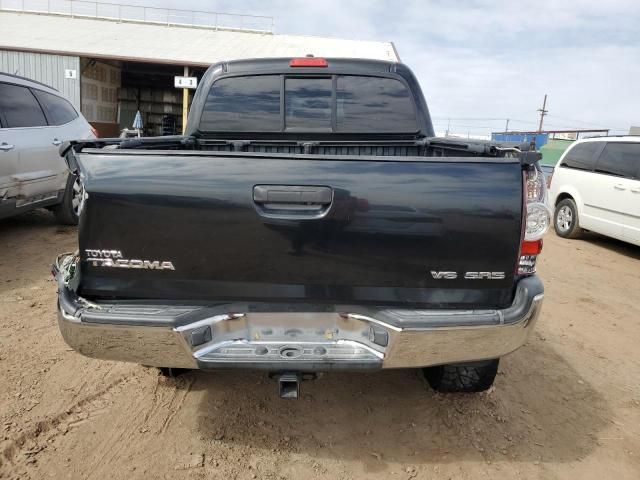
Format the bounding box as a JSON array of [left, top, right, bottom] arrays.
[[182, 66, 189, 134]]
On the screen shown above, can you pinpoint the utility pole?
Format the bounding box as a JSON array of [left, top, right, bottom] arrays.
[[504, 118, 510, 133], [445, 118, 450, 137], [537, 94, 548, 132]]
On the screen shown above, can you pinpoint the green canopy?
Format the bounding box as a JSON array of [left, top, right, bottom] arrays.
[[539, 139, 574, 166]]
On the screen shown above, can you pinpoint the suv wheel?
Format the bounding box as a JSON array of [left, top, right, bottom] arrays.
[[554, 198, 582, 238], [53, 174, 83, 225], [423, 359, 499, 393]]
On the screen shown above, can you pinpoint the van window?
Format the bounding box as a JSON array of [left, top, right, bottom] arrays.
[[33, 89, 78, 125], [560, 142, 600, 171], [0, 83, 47, 128], [595, 143, 640, 179]]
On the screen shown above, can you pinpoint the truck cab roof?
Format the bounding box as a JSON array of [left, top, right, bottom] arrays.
[[222, 57, 399, 75], [187, 57, 435, 138]]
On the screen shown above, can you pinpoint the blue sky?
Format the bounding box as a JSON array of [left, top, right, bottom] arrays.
[[105, 0, 639, 135]]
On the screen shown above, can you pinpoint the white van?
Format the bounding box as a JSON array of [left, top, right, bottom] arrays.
[[549, 136, 640, 246], [0, 73, 95, 224]]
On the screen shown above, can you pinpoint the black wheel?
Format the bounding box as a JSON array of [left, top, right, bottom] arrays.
[[554, 198, 582, 238], [52, 173, 83, 225], [423, 359, 499, 393]]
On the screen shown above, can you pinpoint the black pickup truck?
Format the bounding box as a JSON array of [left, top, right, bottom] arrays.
[[55, 57, 549, 398]]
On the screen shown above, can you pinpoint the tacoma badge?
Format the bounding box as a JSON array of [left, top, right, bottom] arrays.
[[85, 249, 175, 270]]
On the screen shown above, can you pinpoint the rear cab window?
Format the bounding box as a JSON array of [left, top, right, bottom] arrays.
[[336, 76, 416, 132], [200, 75, 281, 132], [285, 77, 332, 130], [199, 74, 418, 133], [0, 82, 47, 128]]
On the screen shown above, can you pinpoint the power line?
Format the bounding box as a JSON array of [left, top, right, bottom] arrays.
[[506, 118, 539, 125], [432, 116, 509, 121], [433, 114, 624, 132], [433, 117, 540, 126], [546, 114, 626, 131], [433, 123, 496, 128], [434, 117, 623, 136]]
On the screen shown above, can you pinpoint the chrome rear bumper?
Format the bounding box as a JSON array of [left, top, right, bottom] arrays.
[[57, 276, 543, 371]]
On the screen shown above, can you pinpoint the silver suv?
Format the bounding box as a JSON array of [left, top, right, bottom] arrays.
[[0, 73, 95, 224]]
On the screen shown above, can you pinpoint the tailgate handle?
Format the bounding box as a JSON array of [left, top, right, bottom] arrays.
[[253, 185, 333, 219], [253, 185, 332, 205]]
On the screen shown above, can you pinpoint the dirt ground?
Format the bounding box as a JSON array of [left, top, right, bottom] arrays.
[[0, 209, 639, 480]]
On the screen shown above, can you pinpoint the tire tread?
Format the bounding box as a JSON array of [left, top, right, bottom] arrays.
[[424, 359, 499, 393], [52, 174, 79, 225]]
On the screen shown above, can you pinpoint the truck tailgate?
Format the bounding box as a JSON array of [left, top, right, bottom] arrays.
[[73, 150, 523, 308]]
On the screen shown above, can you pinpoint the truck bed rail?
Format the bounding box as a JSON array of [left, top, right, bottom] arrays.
[[61, 136, 541, 164]]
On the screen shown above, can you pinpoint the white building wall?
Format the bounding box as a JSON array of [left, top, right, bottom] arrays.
[[80, 59, 121, 125], [0, 49, 81, 108]]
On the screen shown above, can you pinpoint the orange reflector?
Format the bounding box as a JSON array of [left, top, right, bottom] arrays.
[[289, 58, 328, 68], [521, 240, 543, 256]]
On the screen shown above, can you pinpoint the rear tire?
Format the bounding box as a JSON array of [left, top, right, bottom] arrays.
[[554, 198, 582, 239], [52, 174, 82, 225], [158, 367, 191, 378], [423, 359, 499, 393]]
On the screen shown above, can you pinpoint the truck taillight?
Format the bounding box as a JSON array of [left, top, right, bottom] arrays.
[[519, 167, 551, 275], [521, 239, 543, 255], [524, 167, 551, 241], [518, 239, 543, 275]]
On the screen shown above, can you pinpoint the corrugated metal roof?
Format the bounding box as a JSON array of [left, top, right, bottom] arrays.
[[0, 11, 398, 67]]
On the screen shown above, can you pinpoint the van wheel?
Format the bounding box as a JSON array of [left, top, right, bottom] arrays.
[[554, 198, 581, 238], [423, 359, 499, 393], [53, 174, 82, 225]]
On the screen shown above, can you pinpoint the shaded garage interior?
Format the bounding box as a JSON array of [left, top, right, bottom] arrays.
[[80, 59, 206, 137]]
